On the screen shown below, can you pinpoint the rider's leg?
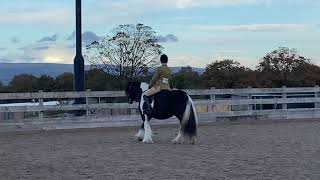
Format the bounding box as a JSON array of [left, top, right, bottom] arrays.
[[142, 86, 160, 115]]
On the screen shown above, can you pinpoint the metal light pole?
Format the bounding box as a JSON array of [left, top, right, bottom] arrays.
[[74, 0, 85, 95]]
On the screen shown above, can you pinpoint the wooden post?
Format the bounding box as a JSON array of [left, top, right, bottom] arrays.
[[209, 87, 215, 112], [247, 86, 252, 110], [131, 108, 135, 115], [282, 86, 287, 110], [38, 90, 43, 119], [315, 85, 319, 109], [86, 89, 91, 117]]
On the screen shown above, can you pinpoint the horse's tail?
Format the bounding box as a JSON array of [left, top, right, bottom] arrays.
[[181, 94, 198, 139]]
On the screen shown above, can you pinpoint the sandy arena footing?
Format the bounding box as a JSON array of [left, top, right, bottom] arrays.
[[1, 120, 320, 180]]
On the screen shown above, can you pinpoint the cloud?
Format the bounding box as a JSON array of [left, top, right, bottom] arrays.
[[82, 31, 103, 45], [67, 44, 76, 49], [192, 24, 309, 32], [0, 0, 276, 29], [13, 44, 74, 64], [156, 34, 179, 43], [66, 31, 76, 41], [8, 39, 74, 64], [37, 34, 58, 42], [140, 0, 271, 10], [213, 49, 244, 54], [173, 0, 270, 8], [67, 31, 178, 45], [32, 46, 50, 50], [19, 43, 50, 51], [170, 55, 209, 68], [67, 31, 103, 46], [0, 8, 73, 25], [169, 52, 261, 68], [84, 0, 270, 25], [0, 0, 312, 28], [10, 37, 20, 43], [40, 47, 74, 64], [0, 52, 37, 63], [0, 57, 15, 63], [312, 57, 320, 66]]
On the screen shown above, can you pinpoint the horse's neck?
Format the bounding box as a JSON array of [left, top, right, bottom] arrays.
[[140, 82, 149, 92]]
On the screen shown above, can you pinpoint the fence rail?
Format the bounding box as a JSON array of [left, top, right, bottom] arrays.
[[1, 86, 319, 100]]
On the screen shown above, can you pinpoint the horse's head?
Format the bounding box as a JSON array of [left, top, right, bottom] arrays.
[[125, 82, 149, 104]]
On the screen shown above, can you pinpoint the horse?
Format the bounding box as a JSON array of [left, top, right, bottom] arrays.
[[126, 82, 198, 144]]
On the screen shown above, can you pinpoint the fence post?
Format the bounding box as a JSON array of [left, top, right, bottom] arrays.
[[38, 90, 43, 119], [315, 85, 320, 109], [209, 87, 215, 112], [247, 86, 252, 110], [86, 89, 91, 117], [131, 108, 135, 115], [282, 86, 287, 110]]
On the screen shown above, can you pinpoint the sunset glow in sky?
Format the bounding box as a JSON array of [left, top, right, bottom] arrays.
[[0, 0, 319, 68]]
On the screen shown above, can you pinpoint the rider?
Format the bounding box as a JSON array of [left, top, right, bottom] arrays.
[[143, 54, 172, 115]]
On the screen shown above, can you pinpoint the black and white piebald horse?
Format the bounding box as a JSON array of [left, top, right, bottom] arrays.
[[126, 82, 198, 144]]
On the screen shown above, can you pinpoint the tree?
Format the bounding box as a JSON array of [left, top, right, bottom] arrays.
[[171, 66, 204, 89], [290, 62, 320, 87], [85, 23, 163, 81], [257, 47, 310, 87], [37, 75, 55, 92], [54, 73, 74, 91], [0, 81, 6, 92], [9, 74, 38, 92], [86, 68, 127, 91], [86, 68, 108, 91], [203, 59, 256, 88]]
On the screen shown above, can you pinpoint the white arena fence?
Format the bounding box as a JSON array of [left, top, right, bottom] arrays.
[[1, 86, 320, 131]]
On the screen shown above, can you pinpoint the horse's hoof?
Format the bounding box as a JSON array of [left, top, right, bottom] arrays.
[[142, 137, 154, 144], [135, 130, 145, 141], [189, 137, 197, 145], [142, 140, 154, 144], [172, 139, 183, 144], [172, 141, 179, 144]]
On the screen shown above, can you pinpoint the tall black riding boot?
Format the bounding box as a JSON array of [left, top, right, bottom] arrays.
[[143, 95, 152, 116]]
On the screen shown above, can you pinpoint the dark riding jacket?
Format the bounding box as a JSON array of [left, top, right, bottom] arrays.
[[149, 63, 172, 90]]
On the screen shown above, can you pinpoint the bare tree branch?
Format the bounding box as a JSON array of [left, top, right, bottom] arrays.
[[85, 24, 162, 81]]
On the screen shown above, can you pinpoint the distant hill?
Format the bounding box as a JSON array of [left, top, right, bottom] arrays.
[[0, 63, 204, 85], [0, 63, 88, 85]]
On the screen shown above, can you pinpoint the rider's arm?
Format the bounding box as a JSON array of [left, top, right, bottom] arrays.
[[149, 68, 160, 87]]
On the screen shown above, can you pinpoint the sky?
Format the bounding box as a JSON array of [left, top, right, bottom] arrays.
[[0, 0, 319, 68]]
